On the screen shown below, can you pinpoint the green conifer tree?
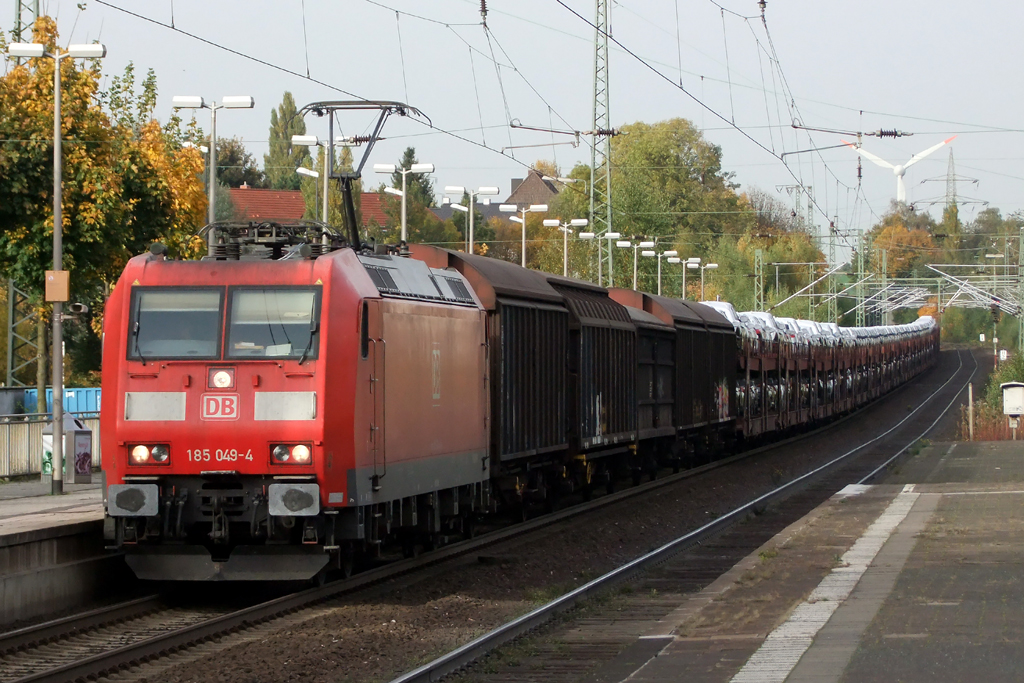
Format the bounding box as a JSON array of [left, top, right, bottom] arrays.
[[264, 92, 310, 190]]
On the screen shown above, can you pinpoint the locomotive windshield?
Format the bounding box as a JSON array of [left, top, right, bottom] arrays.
[[226, 288, 320, 360], [128, 288, 223, 360]]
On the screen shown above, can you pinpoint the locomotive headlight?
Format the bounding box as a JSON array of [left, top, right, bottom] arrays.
[[291, 444, 311, 464], [129, 444, 170, 465], [130, 445, 150, 464], [207, 367, 235, 389], [271, 443, 312, 465]]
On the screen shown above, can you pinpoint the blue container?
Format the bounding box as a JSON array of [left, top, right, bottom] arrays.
[[23, 387, 101, 415], [0, 387, 26, 415]]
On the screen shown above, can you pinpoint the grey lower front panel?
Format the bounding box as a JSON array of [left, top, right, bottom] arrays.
[[348, 448, 489, 506], [125, 545, 329, 581]]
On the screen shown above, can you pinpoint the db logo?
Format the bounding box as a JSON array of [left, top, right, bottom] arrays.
[[201, 394, 240, 420]]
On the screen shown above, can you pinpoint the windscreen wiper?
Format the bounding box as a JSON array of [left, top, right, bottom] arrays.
[[298, 299, 318, 365], [132, 320, 146, 366]]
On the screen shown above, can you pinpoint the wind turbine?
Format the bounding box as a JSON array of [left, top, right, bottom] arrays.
[[843, 136, 956, 203]]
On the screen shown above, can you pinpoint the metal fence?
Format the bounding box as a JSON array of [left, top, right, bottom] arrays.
[[0, 413, 101, 478]]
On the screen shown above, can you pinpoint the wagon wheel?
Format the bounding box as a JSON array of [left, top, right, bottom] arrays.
[[337, 543, 355, 579], [401, 534, 419, 559]]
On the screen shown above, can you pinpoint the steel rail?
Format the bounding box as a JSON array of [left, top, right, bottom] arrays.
[[7, 356, 946, 683], [859, 349, 978, 483], [0, 595, 162, 655], [388, 350, 970, 683]]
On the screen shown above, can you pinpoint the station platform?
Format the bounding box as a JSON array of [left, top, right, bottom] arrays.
[[0, 479, 103, 538], [0, 480, 117, 627], [599, 440, 1024, 683]]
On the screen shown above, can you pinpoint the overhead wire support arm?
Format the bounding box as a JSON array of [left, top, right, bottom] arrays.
[[768, 264, 845, 312], [792, 123, 912, 138], [780, 143, 851, 160], [507, 121, 621, 148]]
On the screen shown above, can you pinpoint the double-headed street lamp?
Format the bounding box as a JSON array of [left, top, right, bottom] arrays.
[[291, 135, 330, 223], [699, 262, 719, 300], [543, 218, 589, 276], [641, 249, 678, 296], [374, 162, 435, 243], [500, 204, 548, 268], [172, 96, 254, 248], [445, 185, 499, 254], [8, 40, 107, 495], [617, 240, 656, 290], [681, 257, 702, 300]]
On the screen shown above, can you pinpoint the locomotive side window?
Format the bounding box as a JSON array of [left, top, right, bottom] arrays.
[[226, 288, 321, 360], [128, 288, 223, 360]]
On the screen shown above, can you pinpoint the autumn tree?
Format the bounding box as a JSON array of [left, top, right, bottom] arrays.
[[0, 17, 206, 380], [264, 92, 309, 190], [744, 187, 806, 235], [865, 203, 937, 278], [532, 159, 560, 179]]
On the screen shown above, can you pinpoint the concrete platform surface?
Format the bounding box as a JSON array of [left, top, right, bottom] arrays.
[[603, 440, 1024, 683], [0, 480, 102, 542]]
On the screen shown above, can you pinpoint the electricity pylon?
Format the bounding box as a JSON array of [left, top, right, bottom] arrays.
[[590, 0, 614, 285]]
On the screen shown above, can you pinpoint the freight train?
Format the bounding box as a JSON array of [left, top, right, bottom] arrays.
[[101, 223, 938, 581]]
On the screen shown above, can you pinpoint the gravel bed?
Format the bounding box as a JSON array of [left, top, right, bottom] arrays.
[[134, 351, 976, 683]]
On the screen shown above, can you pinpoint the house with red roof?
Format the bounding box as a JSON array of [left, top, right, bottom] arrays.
[[228, 185, 307, 221], [227, 186, 391, 228]]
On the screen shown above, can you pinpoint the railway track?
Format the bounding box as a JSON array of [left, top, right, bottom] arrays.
[[391, 349, 979, 683], [0, 353, 967, 683], [0, 440, 801, 683]]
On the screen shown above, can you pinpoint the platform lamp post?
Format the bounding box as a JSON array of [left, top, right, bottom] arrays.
[[643, 249, 677, 296], [667, 257, 681, 296], [630, 241, 656, 290], [603, 232, 622, 287], [295, 167, 321, 221], [291, 135, 332, 224], [374, 163, 435, 243], [700, 262, 719, 301], [500, 204, 548, 268], [683, 257, 701, 300], [172, 95, 254, 250], [578, 230, 597, 282], [8, 40, 107, 495], [616, 240, 632, 288], [543, 218, 589, 276], [445, 186, 500, 253]]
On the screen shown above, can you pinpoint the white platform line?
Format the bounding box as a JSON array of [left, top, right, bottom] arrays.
[[729, 490, 919, 683]]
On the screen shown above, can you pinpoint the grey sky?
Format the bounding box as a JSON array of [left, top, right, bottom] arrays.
[[13, 0, 1024, 250]]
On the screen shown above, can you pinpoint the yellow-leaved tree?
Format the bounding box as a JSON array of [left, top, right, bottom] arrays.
[[0, 17, 207, 384]]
